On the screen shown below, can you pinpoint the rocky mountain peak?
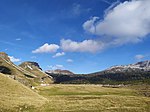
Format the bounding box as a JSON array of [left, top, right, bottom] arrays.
[[106, 60, 150, 73], [134, 60, 150, 68], [19, 61, 42, 70]]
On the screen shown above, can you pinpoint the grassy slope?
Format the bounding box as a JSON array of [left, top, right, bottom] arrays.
[[19, 63, 53, 85], [23, 68, 53, 84], [0, 73, 46, 111], [0, 57, 38, 86], [0, 57, 36, 78], [35, 85, 150, 112]]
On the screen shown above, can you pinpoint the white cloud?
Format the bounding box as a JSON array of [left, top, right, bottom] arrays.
[[104, 0, 120, 15], [83, 0, 150, 45], [52, 52, 65, 58], [16, 38, 21, 41], [67, 59, 73, 63], [8, 56, 21, 62], [48, 64, 64, 70], [135, 54, 145, 60], [32, 43, 59, 53], [61, 39, 105, 53], [83, 17, 99, 34]]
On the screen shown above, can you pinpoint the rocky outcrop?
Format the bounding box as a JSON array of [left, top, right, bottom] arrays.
[[19, 61, 53, 84], [19, 61, 42, 70]]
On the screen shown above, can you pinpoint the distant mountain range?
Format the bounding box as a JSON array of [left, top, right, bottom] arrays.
[[0, 52, 150, 85], [46, 61, 150, 84], [105, 60, 150, 73], [46, 69, 74, 75]]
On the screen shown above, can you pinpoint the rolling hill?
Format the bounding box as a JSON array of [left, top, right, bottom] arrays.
[[0, 73, 46, 111]]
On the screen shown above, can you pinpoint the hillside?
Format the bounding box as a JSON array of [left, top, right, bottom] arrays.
[[0, 52, 53, 86], [19, 61, 53, 85], [0, 52, 38, 86], [46, 60, 150, 84], [0, 73, 46, 111]]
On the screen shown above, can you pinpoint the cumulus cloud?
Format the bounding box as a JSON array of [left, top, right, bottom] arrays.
[[8, 56, 21, 62], [83, 0, 150, 45], [83, 17, 99, 34], [135, 54, 145, 60], [52, 52, 65, 58], [61, 39, 105, 53], [104, 0, 120, 15], [32, 0, 150, 54], [32, 43, 59, 53], [67, 59, 73, 63], [48, 64, 64, 70]]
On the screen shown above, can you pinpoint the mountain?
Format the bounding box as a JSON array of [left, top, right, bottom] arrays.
[[19, 61, 53, 85], [46, 69, 74, 75], [0, 52, 53, 86], [46, 60, 150, 84], [105, 60, 150, 73], [1, 51, 150, 85], [0, 52, 38, 86], [0, 73, 46, 111]]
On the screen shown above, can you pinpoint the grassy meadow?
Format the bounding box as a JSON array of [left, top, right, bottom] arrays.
[[34, 85, 150, 112], [0, 73, 150, 112]]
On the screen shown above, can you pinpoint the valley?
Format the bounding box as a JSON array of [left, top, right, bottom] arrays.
[[1, 0, 150, 111], [1, 82, 150, 112], [0, 52, 150, 112]]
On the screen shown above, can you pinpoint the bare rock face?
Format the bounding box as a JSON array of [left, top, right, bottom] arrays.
[[19, 61, 42, 70]]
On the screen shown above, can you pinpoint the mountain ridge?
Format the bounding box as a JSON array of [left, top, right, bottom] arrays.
[[0, 52, 53, 86], [46, 60, 150, 84], [45, 69, 74, 75], [1, 52, 150, 85]]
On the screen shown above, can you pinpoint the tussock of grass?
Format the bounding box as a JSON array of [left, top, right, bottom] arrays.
[[0, 73, 46, 111]]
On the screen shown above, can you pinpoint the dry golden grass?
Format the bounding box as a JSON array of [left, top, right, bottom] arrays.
[[0, 73, 46, 111], [36, 84, 150, 112], [0, 76, 150, 112]]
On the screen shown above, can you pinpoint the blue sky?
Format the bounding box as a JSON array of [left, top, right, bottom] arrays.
[[0, 0, 150, 74]]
